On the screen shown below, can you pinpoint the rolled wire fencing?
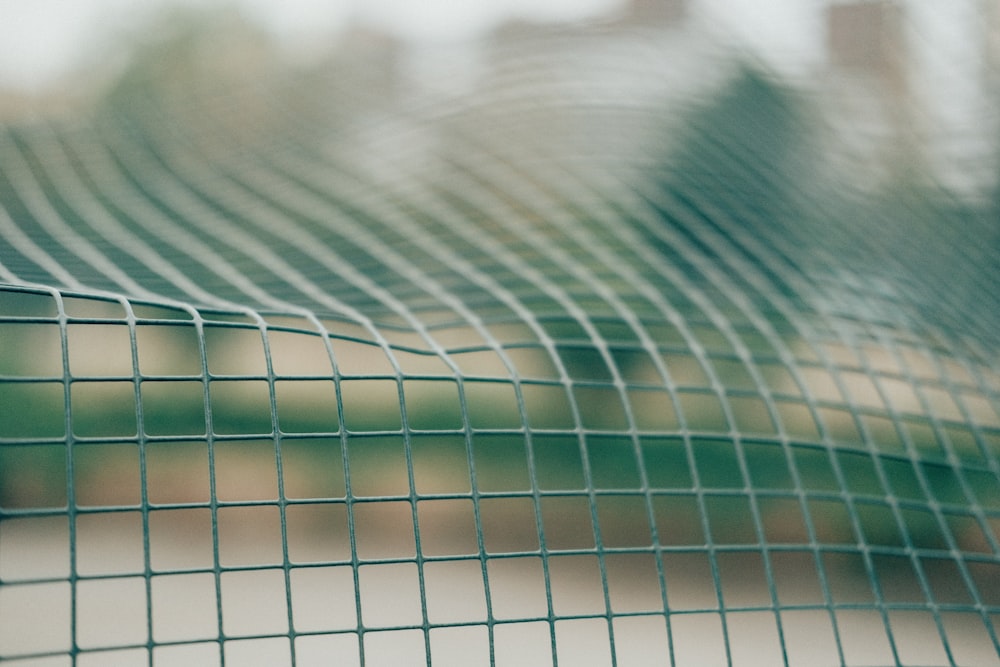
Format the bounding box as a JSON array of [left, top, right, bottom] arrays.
[[1, 3, 999, 665]]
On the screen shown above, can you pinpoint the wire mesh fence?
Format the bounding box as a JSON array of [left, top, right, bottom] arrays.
[[1, 2, 999, 665]]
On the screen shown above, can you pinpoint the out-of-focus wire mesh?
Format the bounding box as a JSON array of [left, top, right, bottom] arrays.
[[1, 1, 999, 665]]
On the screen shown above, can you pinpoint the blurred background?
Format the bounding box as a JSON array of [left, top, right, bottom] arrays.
[[2, 0, 997, 195], [1, 1, 999, 665]]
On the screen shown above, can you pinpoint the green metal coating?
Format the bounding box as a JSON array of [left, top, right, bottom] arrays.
[[1, 11, 999, 666]]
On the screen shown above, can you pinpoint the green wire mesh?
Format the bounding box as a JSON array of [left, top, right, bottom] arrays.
[[1, 4, 1000, 666]]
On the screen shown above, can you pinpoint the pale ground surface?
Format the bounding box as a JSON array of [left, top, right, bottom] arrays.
[[2, 326, 1000, 665], [2, 516, 999, 666]]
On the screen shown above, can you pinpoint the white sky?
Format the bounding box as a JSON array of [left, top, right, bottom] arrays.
[[0, 0, 844, 93], [0, 0, 628, 92]]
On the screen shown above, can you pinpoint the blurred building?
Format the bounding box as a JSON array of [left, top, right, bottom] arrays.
[[827, 1, 907, 92], [823, 1, 914, 183], [822, 0, 997, 195], [623, 0, 688, 26]]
